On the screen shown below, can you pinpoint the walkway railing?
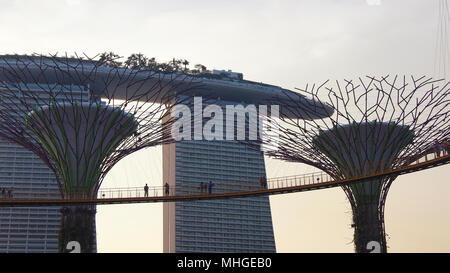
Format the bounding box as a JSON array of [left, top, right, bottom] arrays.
[[95, 144, 449, 200], [0, 144, 448, 205], [95, 170, 332, 199]]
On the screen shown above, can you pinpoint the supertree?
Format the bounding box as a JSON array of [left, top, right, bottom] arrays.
[[0, 54, 199, 252], [262, 75, 450, 252]]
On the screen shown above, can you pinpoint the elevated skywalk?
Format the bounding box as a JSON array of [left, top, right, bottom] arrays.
[[0, 147, 448, 207]]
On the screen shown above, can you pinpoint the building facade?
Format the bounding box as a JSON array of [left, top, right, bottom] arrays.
[[163, 98, 276, 253], [0, 141, 61, 253]]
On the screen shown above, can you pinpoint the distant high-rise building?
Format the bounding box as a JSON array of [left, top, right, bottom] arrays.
[[163, 98, 276, 252], [0, 140, 60, 253]]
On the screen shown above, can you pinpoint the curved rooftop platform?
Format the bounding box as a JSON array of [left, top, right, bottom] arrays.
[[0, 55, 333, 119]]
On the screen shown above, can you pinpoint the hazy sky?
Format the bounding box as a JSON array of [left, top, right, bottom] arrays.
[[1, 0, 449, 252]]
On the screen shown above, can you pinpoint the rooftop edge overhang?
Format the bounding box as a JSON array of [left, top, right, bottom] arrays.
[[0, 56, 333, 120]]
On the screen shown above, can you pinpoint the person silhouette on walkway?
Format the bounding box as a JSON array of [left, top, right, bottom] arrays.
[[444, 140, 450, 155], [259, 177, 267, 189], [144, 184, 149, 197], [208, 181, 214, 194], [199, 182, 205, 194], [165, 183, 170, 196], [434, 140, 442, 157], [7, 187, 13, 198]]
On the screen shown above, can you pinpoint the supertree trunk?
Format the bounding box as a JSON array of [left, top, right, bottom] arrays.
[[352, 201, 386, 253], [58, 205, 97, 253]]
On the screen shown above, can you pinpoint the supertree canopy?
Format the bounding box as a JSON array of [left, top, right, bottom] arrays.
[[0, 54, 199, 252], [263, 75, 450, 252], [25, 103, 139, 198]]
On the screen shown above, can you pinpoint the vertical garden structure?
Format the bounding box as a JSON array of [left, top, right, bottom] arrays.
[[26, 103, 139, 252], [263, 76, 450, 252], [0, 54, 198, 252], [313, 122, 414, 252]]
